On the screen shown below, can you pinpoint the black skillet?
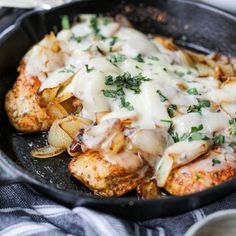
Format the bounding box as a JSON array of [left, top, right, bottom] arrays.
[[1, 0, 236, 220]]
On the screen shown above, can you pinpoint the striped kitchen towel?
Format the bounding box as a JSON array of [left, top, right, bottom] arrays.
[[0, 183, 236, 236]]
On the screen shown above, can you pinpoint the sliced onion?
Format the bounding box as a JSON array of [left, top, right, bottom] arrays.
[[95, 111, 110, 123], [59, 115, 92, 139], [38, 87, 59, 107], [155, 155, 173, 187], [31, 145, 65, 158], [56, 92, 74, 103], [46, 102, 68, 120], [48, 119, 73, 148], [155, 140, 208, 187]]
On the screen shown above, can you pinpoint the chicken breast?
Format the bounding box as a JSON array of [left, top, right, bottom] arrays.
[[68, 151, 150, 197], [165, 149, 236, 195], [5, 65, 53, 133]]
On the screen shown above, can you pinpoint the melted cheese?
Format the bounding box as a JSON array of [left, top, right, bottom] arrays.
[[28, 15, 235, 156]]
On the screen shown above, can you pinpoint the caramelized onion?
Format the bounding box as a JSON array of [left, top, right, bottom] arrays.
[[48, 119, 73, 148], [31, 145, 65, 158]]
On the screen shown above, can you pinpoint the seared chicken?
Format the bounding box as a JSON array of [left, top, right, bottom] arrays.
[[165, 149, 236, 195], [68, 151, 150, 197], [5, 65, 53, 133]]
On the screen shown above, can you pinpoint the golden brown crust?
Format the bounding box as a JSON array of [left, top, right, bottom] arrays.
[[68, 151, 148, 197], [5, 65, 53, 133], [165, 150, 236, 195]]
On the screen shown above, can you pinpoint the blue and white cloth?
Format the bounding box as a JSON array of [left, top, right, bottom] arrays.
[[0, 183, 236, 236]]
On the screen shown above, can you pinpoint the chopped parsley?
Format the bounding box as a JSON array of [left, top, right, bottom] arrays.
[[96, 46, 105, 56], [85, 64, 94, 73], [134, 54, 144, 63], [102, 16, 110, 25], [187, 88, 199, 95], [213, 134, 225, 145], [102, 72, 151, 110], [102, 89, 117, 98], [156, 90, 168, 102], [61, 15, 70, 29], [167, 104, 177, 117], [168, 124, 209, 143], [174, 70, 185, 77], [168, 128, 180, 143], [120, 97, 134, 111], [187, 99, 210, 114], [160, 119, 172, 124], [190, 124, 203, 133], [74, 36, 82, 43], [109, 54, 126, 63], [109, 36, 118, 52], [188, 132, 209, 141], [58, 64, 76, 73], [229, 142, 235, 148], [229, 118, 236, 135], [74, 105, 82, 115], [148, 56, 159, 61], [212, 158, 221, 166], [89, 16, 106, 39], [196, 175, 201, 180]]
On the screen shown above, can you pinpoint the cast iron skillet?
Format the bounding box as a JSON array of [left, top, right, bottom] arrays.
[[1, 0, 236, 220]]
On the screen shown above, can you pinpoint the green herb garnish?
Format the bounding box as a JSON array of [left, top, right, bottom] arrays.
[[102, 89, 118, 98], [174, 70, 185, 77], [187, 99, 210, 114], [229, 118, 236, 135], [85, 64, 94, 73], [160, 119, 172, 124], [89, 16, 106, 40], [188, 132, 209, 141], [120, 97, 134, 111], [102, 72, 151, 110], [61, 15, 70, 29], [58, 64, 76, 74], [229, 142, 235, 148], [96, 46, 105, 56], [148, 56, 159, 61], [102, 16, 110, 25], [169, 124, 209, 143], [74, 105, 82, 115], [196, 175, 201, 180], [109, 36, 118, 52], [156, 90, 168, 102], [134, 54, 144, 63], [109, 54, 126, 63], [212, 158, 221, 166], [187, 88, 199, 95], [167, 104, 177, 117], [213, 134, 225, 145], [190, 124, 203, 133]]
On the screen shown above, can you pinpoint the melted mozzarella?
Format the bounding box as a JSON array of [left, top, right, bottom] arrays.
[[33, 15, 234, 151]]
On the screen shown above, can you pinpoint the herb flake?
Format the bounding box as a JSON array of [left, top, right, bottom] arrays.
[[212, 158, 221, 166], [61, 15, 70, 29], [156, 90, 168, 102]]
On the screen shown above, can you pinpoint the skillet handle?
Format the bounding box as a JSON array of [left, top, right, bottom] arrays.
[[0, 151, 27, 185]]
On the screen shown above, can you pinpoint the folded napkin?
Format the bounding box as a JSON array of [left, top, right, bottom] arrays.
[[0, 183, 236, 236]]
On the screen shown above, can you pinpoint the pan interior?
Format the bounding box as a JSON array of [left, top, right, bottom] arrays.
[[0, 0, 236, 197]]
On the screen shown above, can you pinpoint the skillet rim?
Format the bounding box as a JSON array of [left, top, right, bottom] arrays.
[[1, 0, 236, 206]]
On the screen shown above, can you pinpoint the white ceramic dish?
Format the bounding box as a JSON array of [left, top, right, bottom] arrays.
[[185, 209, 236, 236]]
